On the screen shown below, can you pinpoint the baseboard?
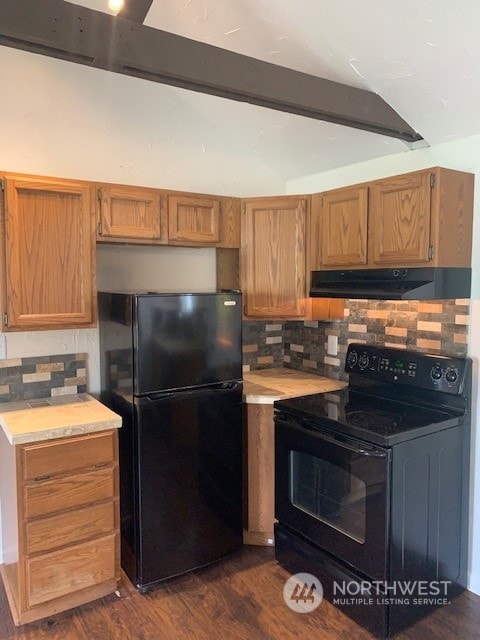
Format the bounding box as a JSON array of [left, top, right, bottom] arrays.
[[468, 570, 480, 596]]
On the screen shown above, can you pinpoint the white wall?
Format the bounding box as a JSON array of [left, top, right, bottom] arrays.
[[96, 244, 217, 295], [288, 135, 480, 595], [0, 46, 286, 196]]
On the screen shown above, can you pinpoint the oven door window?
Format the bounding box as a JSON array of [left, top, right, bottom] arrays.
[[275, 416, 390, 582], [290, 451, 366, 544]]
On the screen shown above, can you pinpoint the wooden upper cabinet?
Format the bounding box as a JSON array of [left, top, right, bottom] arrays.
[[168, 195, 220, 245], [370, 171, 432, 265], [242, 197, 307, 318], [319, 186, 368, 267], [97, 185, 164, 243], [315, 168, 473, 270], [3, 176, 95, 331]]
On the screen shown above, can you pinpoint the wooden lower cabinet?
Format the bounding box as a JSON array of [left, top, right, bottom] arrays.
[[244, 403, 275, 546], [0, 429, 120, 626]]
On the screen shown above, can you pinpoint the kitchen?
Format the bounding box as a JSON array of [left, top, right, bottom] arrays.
[[1, 1, 480, 638]]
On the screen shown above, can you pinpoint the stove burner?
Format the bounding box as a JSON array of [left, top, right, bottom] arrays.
[[346, 409, 403, 429]]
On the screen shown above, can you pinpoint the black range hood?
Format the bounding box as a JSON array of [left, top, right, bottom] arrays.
[[310, 267, 471, 300]]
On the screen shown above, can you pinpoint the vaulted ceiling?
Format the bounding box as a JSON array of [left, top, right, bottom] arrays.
[[3, 0, 480, 181]]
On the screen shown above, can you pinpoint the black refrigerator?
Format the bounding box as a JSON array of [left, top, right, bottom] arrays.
[[98, 291, 243, 591]]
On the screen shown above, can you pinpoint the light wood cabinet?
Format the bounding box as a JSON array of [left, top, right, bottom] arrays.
[[370, 168, 474, 266], [244, 404, 275, 547], [0, 430, 120, 626], [241, 196, 344, 320], [314, 186, 368, 267], [96, 184, 165, 243], [1, 174, 95, 331], [313, 167, 474, 269], [168, 194, 241, 248], [96, 185, 241, 248], [168, 194, 220, 245], [369, 171, 431, 265], [242, 196, 307, 318]]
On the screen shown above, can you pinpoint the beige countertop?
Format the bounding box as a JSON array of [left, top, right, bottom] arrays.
[[0, 393, 122, 445], [243, 368, 346, 404]]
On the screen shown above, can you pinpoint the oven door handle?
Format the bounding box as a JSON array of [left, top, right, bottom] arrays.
[[283, 418, 388, 458]]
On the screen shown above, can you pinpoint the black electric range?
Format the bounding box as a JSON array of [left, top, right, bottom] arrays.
[[274, 343, 471, 639]]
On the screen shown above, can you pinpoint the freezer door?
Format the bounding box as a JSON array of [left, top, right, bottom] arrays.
[[134, 383, 243, 587], [134, 292, 242, 394]]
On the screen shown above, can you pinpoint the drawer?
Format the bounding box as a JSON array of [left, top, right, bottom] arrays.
[[22, 431, 115, 481], [25, 467, 115, 519], [26, 502, 115, 555], [27, 534, 116, 607]]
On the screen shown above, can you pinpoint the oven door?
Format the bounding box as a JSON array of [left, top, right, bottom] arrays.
[[275, 413, 391, 581]]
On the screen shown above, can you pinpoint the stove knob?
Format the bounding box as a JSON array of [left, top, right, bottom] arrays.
[[430, 365, 443, 381], [346, 350, 358, 368], [358, 354, 369, 370], [445, 367, 458, 384]]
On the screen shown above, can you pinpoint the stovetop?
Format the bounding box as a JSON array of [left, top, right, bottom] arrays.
[[274, 387, 463, 446], [274, 343, 470, 446]]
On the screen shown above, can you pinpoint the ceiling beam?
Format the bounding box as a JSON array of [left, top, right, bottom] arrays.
[[120, 0, 153, 23], [0, 0, 422, 143]]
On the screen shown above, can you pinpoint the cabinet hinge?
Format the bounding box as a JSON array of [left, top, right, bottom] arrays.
[[430, 174, 436, 188], [428, 245, 434, 260], [242, 203, 246, 214], [3, 313, 7, 327], [97, 188, 102, 201], [97, 222, 102, 236], [0, 178, 5, 191]]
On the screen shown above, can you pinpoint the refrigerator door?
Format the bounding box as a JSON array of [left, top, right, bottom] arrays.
[[134, 383, 243, 588], [134, 292, 242, 395]]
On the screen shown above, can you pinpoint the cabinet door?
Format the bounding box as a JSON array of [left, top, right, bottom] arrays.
[[97, 186, 162, 241], [242, 197, 306, 318], [168, 195, 220, 244], [4, 177, 94, 330], [321, 186, 368, 266], [370, 171, 432, 265]]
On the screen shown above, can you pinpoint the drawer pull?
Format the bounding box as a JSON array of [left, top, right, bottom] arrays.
[[33, 475, 51, 482], [94, 462, 108, 469]]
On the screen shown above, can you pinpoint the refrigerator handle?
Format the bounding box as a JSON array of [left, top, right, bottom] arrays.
[[143, 381, 242, 402]]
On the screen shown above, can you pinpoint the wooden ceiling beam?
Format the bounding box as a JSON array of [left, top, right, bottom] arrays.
[[0, 0, 422, 143]]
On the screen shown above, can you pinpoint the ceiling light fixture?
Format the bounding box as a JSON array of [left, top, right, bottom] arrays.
[[107, 0, 124, 14]]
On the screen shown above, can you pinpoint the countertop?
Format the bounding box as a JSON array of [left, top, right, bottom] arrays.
[[243, 368, 347, 404], [0, 393, 122, 445]]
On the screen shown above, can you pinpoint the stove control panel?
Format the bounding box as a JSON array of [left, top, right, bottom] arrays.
[[345, 343, 469, 394]]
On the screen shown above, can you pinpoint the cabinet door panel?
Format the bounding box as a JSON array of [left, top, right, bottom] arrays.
[[321, 187, 368, 266], [22, 431, 115, 481], [5, 178, 94, 330], [27, 535, 116, 607], [370, 172, 431, 265], [98, 186, 161, 240], [168, 196, 220, 244], [243, 198, 306, 318], [25, 467, 115, 518]]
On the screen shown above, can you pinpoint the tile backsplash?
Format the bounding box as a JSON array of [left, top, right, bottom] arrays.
[[0, 353, 87, 402], [244, 298, 470, 380], [242, 321, 284, 371]]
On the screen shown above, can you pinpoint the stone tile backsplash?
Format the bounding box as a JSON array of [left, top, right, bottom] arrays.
[[0, 353, 87, 402], [244, 298, 470, 380], [242, 321, 284, 372]]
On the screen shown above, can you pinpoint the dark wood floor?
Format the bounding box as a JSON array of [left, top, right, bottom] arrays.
[[1, 548, 480, 640]]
